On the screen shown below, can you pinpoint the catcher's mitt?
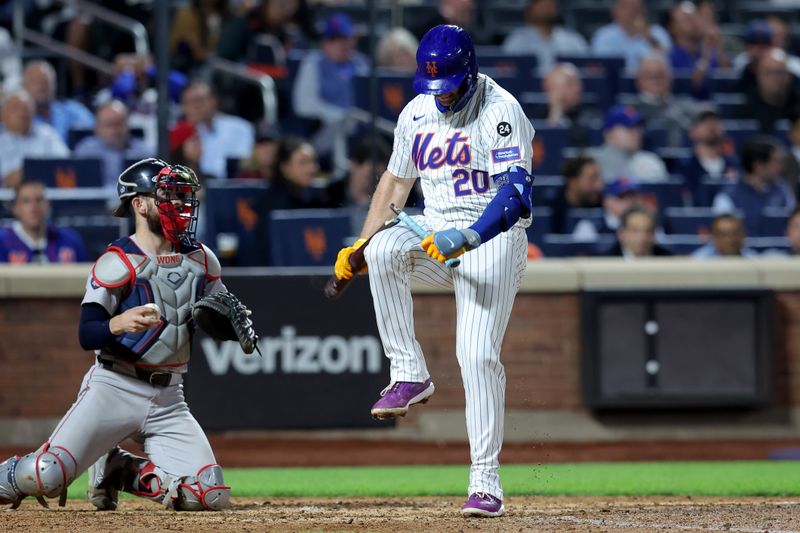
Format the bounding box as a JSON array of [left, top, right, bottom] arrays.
[[192, 291, 260, 355]]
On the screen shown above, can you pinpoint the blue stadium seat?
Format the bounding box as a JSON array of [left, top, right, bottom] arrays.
[[474, 47, 538, 80], [539, 234, 616, 257], [665, 207, 718, 235], [618, 74, 694, 96], [55, 215, 126, 261], [694, 177, 729, 207], [533, 175, 564, 207], [658, 234, 705, 255], [715, 93, 746, 119], [564, 207, 607, 235], [655, 147, 692, 174], [759, 207, 791, 237], [354, 72, 415, 121], [527, 206, 553, 245], [531, 125, 569, 175], [269, 209, 353, 266], [23, 158, 103, 188], [722, 120, 760, 152], [67, 127, 145, 151], [203, 181, 267, 264], [556, 54, 625, 98], [637, 178, 688, 213], [710, 73, 740, 93], [747, 236, 791, 255]]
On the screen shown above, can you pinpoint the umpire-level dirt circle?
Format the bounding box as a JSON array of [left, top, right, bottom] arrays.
[[2, 497, 800, 532]]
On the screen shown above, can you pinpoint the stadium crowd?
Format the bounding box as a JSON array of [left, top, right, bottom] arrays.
[[0, 0, 799, 265]]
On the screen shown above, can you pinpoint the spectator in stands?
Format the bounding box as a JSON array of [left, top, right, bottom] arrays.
[[502, 0, 588, 73], [73, 101, 153, 191], [549, 155, 604, 234], [376, 28, 419, 74], [251, 136, 327, 265], [587, 105, 669, 183], [740, 48, 800, 134], [633, 54, 696, 148], [679, 106, 740, 206], [292, 13, 369, 175], [766, 16, 800, 78], [181, 81, 254, 179], [0, 27, 21, 92], [22, 61, 94, 142], [170, 0, 231, 73], [540, 63, 602, 147], [411, 0, 483, 44], [236, 125, 281, 181], [666, 1, 727, 98], [168, 120, 208, 180], [327, 136, 392, 208], [734, 21, 775, 92], [95, 54, 187, 148], [601, 206, 671, 258], [0, 180, 87, 263], [713, 136, 796, 237], [783, 108, 800, 201], [691, 213, 758, 258], [0, 90, 69, 188], [217, 0, 316, 61], [788, 208, 800, 256], [590, 0, 671, 72], [573, 176, 641, 239]]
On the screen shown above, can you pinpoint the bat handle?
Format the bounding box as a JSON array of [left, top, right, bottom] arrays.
[[445, 257, 460, 268]]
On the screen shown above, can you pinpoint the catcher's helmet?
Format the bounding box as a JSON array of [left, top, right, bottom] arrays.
[[113, 157, 169, 217], [413, 25, 478, 97]]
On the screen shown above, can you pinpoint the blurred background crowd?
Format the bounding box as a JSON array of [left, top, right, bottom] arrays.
[[0, 0, 799, 266]]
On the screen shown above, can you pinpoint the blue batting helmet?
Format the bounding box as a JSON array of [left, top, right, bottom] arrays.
[[413, 25, 478, 95]]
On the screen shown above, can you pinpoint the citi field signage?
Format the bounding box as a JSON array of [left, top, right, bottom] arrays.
[[185, 274, 392, 430]]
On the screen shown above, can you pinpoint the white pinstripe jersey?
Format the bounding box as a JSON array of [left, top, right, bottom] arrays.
[[387, 73, 535, 228]]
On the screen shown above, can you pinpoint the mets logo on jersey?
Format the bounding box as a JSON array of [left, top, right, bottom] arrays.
[[412, 131, 471, 171], [426, 61, 438, 76]]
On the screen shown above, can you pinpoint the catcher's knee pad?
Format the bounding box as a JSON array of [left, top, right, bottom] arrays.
[[173, 464, 231, 511], [0, 445, 78, 507]]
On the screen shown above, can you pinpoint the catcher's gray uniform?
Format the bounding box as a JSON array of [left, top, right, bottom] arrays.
[[0, 234, 230, 511]]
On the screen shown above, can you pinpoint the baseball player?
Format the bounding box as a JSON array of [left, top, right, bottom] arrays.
[[0, 158, 231, 511], [334, 25, 534, 518]]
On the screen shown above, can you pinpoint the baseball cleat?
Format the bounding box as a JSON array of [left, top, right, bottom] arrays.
[[87, 446, 136, 511], [461, 492, 505, 517], [370, 379, 434, 420]]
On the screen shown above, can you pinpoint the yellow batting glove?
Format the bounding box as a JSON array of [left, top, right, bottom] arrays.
[[334, 238, 367, 280], [421, 234, 447, 263]]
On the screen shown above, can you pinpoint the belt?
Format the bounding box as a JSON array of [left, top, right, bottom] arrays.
[[97, 356, 180, 387]]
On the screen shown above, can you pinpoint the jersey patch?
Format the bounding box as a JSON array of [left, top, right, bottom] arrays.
[[491, 146, 521, 163], [497, 122, 512, 136]]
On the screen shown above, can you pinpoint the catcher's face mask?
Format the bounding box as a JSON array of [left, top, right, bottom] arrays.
[[153, 165, 201, 244]]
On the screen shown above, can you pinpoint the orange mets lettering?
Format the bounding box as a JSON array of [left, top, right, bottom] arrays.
[[426, 61, 438, 77]]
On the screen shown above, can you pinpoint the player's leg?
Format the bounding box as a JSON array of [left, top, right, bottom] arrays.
[[452, 228, 527, 517], [0, 363, 147, 509], [364, 216, 452, 418], [123, 382, 229, 511]]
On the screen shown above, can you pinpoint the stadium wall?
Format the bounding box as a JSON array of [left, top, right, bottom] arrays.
[[1, 260, 800, 446]]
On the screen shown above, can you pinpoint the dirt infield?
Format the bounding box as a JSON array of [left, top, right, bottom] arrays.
[[3, 497, 800, 532]]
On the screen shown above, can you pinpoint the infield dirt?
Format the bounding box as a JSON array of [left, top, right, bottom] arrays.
[[3, 496, 800, 532]]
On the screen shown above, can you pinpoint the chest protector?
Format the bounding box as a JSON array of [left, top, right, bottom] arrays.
[[91, 236, 217, 370]]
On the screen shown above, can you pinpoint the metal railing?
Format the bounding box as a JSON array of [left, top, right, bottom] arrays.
[[58, 0, 149, 55], [208, 56, 278, 125]]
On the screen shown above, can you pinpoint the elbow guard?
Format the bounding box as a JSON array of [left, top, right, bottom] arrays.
[[468, 166, 534, 245]]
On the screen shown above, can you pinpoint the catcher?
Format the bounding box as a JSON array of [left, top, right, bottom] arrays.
[[0, 158, 258, 511]]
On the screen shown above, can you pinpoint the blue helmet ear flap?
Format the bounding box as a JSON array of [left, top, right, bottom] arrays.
[[413, 25, 478, 98]]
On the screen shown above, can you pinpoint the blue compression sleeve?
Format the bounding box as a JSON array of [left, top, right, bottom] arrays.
[[467, 187, 524, 245], [78, 303, 116, 351]]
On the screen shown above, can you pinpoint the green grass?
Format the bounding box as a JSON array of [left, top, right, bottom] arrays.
[[66, 461, 800, 499]]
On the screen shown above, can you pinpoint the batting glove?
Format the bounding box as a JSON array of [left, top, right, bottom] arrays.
[[334, 238, 367, 280], [422, 229, 481, 263]]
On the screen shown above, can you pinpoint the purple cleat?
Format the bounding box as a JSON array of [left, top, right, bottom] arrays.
[[370, 379, 434, 420], [461, 492, 505, 518]]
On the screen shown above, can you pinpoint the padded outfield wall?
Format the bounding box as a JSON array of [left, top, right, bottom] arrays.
[[1, 259, 799, 449]]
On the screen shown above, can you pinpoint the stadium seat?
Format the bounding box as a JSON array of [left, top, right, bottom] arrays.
[[694, 177, 731, 207], [556, 54, 625, 98], [722, 120, 760, 152], [665, 207, 720, 235], [55, 215, 126, 261], [353, 72, 415, 121], [23, 158, 104, 188], [655, 147, 692, 174], [710, 72, 740, 93], [564, 207, 607, 235], [203, 181, 268, 265], [637, 178, 689, 213], [758, 207, 791, 237], [269, 209, 353, 267], [747, 236, 791, 255], [67, 127, 145, 151], [531, 125, 569, 175], [527, 206, 553, 245], [539, 234, 616, 257], [533, 175, 564, 208], [658, 234, 705, 255], [474, 47, 538, 79]]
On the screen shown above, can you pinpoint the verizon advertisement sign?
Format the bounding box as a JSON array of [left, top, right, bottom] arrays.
[[185, 275, 392, 430]]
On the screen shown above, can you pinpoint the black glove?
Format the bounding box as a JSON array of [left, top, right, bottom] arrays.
[[192, 291, 260, 355]]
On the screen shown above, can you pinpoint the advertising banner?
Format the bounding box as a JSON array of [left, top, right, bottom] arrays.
[[185, 274, 392, 430]]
